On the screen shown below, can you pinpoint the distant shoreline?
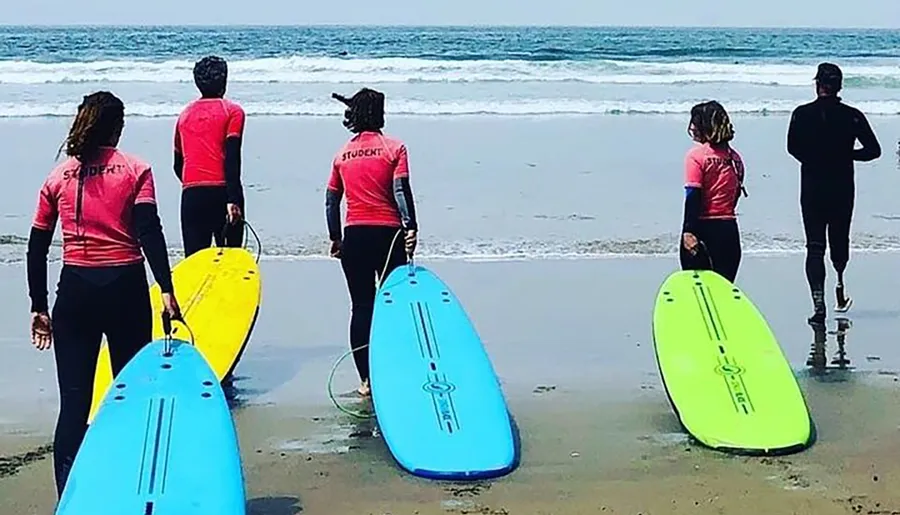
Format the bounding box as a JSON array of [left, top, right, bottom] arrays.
[[1, 24, 900, 31]]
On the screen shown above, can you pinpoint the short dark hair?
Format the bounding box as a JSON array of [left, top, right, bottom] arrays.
[[814, 62, 843, 94], [332, 88, 385, 133], [193, 56, 228, 98]]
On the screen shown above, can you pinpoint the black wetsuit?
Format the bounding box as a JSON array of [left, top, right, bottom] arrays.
[[174, 132, 244, 257], [787, 95, 881, 294], [27, 204, 173, 497], [325, 177, 417, 383]]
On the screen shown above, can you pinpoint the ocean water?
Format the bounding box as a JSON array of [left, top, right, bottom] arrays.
[[0, 26, 899, 117], [0, 26, 898, 263]]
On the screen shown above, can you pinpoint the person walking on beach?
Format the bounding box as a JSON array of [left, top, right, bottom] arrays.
[[787, 62, 882, 323], [26, 91, 181, 497], [325, 88, 419, 397], [174, 55, 247, 257], [680, 100, 748, 283]]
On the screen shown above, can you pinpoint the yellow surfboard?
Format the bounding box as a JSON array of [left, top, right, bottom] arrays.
[[88, 247, 262, 423]]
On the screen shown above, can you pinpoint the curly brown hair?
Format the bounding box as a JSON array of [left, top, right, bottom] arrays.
[[688, 100, 734, 146], [57, 91, 125, 162]]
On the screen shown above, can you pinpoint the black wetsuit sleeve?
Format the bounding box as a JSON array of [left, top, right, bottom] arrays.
[[133, 203, 174, 294], [26, 227, 53, 313], [852, 111, 882, 162], [682, 187, 702, 233], [325, 189, 343, 242], [787, 109, 809, 164], [224, 136, 244, 205], [392, 177, 418, 231], [174, 151, 183, 182]]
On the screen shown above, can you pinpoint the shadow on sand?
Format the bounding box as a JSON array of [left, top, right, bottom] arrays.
[[247, 496, 303, 515]]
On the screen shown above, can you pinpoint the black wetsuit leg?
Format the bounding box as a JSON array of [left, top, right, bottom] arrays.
[[181, 186, 245, 257], [679, 219, 742, 283], [50, 264, 152, 497], [51, 267, 102, 497], [339, 225, 407, 383], [801, 196, 830, 293]]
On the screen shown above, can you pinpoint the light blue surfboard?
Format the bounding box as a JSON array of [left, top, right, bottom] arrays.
[[56, 339, 246, 515], [369, 263, 518, 480]]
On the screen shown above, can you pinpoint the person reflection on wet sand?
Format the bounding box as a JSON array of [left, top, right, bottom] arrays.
[[807, 318, 852, 376]]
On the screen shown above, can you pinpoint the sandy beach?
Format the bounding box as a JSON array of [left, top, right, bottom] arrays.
[[2, 250, 900, 514], [0, 110, 898, 513]]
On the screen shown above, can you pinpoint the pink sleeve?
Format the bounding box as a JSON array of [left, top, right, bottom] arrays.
[[327, 159, 343, 193], [134, 165, 158, 205], [392, 143, 409, 179], [684, 151, 703, 188], [32, 178, 59, 231], [226, 103, 246, 138]]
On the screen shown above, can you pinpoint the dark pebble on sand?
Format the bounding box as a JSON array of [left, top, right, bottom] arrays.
[[873, 474, 879, 482]]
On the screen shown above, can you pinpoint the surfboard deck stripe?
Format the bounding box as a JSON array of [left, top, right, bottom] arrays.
[[370, 265, 518, 480], [57, 341, 245, 514], [652, 270, 814, 455]]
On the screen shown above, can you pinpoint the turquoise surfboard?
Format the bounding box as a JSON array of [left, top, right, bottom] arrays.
[[56, 339, 246, 514], [369, 264, 518, 480]]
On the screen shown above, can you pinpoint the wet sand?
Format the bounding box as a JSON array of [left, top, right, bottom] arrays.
[[2, 251, 900, 514]]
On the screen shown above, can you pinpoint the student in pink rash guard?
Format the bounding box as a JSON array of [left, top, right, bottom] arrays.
[[25, 91, 182, 499], [680, 100, 748, 283], [325, 88, 419, 398]]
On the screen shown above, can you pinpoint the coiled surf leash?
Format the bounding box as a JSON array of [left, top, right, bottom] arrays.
[[327, 228, 413, 419]]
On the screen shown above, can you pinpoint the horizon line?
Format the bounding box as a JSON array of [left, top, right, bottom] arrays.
[[1, 23, 899, 30]]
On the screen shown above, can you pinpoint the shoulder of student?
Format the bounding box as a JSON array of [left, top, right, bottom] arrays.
[[117, 151, 153, 175]]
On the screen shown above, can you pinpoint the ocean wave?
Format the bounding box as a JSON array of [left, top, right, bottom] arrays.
[[1, 231, 898, 265], [0, 57, 898, 88], [3, 98, 899, 118]]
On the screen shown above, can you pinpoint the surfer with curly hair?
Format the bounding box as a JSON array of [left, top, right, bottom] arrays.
[[26, 91, 180, 497], [680, 100, 748, 283], [174, 55, 247, 257], [326, 88, 419, 397]]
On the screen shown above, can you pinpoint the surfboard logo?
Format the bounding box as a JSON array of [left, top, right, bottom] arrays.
[[714, 363, 744, 376], [422, 379, 456, 394], [715, 359, 754, 414]]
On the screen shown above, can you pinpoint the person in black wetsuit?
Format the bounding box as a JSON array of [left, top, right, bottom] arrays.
[[174, 56, 246, 257], [325, 88, 418, 397], [27, 91, 181, 497], [787, 62, 882, 323]]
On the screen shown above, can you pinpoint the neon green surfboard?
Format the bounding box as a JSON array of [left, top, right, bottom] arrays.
[[652, 270, 814, 454]]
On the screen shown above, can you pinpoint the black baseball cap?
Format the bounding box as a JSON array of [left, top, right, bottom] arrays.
[[814, 62, 842, 85]]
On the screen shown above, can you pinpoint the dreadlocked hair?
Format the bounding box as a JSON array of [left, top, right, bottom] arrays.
[[333, 88, 385, 133], [58, 91, 125, 162], [688, 100, 735, 146]]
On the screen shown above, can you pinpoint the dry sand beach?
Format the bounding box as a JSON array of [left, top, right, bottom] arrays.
[[0, 113, 899, 514]]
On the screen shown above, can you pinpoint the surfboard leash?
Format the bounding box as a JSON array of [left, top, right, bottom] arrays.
[[243, 220, 263, 264], [161, 312, 196, 356], [216, 219, 263, 264], [327, 344, 375, 419], [328, 227, 414, 419]]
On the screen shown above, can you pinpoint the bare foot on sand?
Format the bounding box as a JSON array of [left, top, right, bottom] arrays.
[[357, 380, 371, 397]]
